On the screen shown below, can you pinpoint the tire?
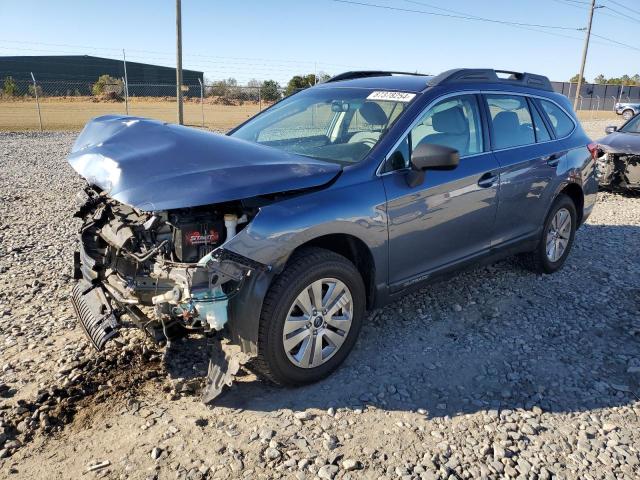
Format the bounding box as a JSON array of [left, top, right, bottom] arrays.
[[520, 193, 577, 274], [623, 109, 634, 121], [253, 247, 365, 386]]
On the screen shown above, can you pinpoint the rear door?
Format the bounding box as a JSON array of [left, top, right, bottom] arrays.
[[382, 94, 500, 287], [484, 93, 564, 246]]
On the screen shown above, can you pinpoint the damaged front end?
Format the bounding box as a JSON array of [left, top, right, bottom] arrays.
[[71, 185, 268, 399], [66, 115, 342, 399], [596, 150, 640, 191]]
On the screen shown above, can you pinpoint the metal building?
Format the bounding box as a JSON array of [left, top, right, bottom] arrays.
[[0, 55, 203, 96]]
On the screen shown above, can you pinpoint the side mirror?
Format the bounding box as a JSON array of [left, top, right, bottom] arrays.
[[407, 143, 460, 187], [605, 125, 617, 134]]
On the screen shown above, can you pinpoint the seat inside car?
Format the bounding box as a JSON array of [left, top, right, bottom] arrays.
[[492, 110, 530, 149], [415, 106, 470, 155], [348, 102, 388, 146]]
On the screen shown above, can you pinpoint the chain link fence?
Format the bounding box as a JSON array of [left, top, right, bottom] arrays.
[[2, 75, 635, 131], [0, 77, 287, 131]]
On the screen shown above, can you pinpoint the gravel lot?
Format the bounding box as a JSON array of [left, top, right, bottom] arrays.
[[0, 121, 638, 480]]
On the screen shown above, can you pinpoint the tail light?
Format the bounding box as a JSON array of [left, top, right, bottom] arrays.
[[587, 142, 601, 160]]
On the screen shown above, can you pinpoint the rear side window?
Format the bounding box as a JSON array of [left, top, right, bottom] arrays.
[[486, 95, 535, 149], [530, 101, 552, 142], [539, 100, 574, 138]]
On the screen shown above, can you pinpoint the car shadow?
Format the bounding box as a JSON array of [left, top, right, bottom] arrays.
[[162, 223, 640, 419]]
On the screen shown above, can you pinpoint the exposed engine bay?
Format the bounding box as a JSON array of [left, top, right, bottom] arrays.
[[72, 185, 270, 399], [596, 152, 640, 191]]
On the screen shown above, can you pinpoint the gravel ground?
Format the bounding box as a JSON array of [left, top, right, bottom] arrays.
[[0, 121, 639, 480]]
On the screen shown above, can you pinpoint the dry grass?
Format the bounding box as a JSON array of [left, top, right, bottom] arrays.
[[576, 110, 619, 121], [0, 98, 265, 131], [0, 97, 622, 132]]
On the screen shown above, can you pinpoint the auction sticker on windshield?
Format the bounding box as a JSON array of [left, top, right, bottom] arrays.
[[367, 91, 416, 102]]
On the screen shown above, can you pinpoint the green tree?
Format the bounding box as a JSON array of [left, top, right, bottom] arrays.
[[593, 74, 607, 84], [27, 83, 42, 97], [2, 76, 17, 96], [317, 71, 331, 83], [569, 74, 585, 83], [284, 73, 322, 96], [91, 75, 123, 96], [260, 80, 281, 102]]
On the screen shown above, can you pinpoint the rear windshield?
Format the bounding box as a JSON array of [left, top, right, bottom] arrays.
[[231, 87, 414, 165]]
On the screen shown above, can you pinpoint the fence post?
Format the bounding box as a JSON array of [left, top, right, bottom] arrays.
[[30, 72, 43, 131], [198, 78, 205, 128], [258, 87, 262, 112], [121, 77, 129, 115], [122, 49, 129, 115]]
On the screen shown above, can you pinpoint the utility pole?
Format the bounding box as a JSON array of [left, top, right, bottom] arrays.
[[176, 0, 184, 125], [573, 0, 597, 111]]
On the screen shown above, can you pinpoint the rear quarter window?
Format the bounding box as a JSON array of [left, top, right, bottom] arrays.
[[539, 100, 575, 138]]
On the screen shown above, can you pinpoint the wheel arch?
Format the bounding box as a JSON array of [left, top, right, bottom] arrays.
[[559, 182, 585, 226], [287, 234, 377, 310]]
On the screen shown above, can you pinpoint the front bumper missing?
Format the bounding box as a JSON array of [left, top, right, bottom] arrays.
[[71, 279, 119, 350]]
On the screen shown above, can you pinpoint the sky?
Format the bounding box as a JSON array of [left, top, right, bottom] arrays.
[[1, 0, 639, 86]]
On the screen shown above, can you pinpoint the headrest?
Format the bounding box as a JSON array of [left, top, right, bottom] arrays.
[[432, 106, 467, 134], [359, 102, 388, 125], [493, 111, 520, 132]]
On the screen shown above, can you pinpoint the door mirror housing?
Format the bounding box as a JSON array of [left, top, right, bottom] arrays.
[[406, 143, 460, 187], [605, 125, 617, 134]]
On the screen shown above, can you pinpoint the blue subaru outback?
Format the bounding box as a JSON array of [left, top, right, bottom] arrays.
[[69, 69, 598, 398]]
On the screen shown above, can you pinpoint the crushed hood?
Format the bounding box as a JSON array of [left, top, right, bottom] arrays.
[[68, 115, 341, 211], [597, 132, 640, 155]]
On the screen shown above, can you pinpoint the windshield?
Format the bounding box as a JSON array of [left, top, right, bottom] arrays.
[[230, 87, 414, 165], [620, 115, 640, 133]]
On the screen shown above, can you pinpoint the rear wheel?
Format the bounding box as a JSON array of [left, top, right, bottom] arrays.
[[623, 109, 634, 121], [520, 193, 577, 274], [253, 247, 365, 386]]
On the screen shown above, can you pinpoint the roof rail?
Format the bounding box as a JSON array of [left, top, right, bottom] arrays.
[[325, 70, 427, 83], [428, 68, 553, 92]]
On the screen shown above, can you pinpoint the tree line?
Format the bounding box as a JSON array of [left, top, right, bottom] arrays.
[[569, 73, 640, 86], [2, 72, 335, 101]]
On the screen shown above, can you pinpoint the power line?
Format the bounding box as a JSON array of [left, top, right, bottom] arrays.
[[0, 38, 355, 69], [330, 0, 580, 30], [590, 32, 640, 52], [403, 0, 587, 43], [606, 0, 640, 16], [601, 4, 640, 23]]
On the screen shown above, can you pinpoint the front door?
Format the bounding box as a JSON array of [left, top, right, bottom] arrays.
[[381, 94, 500, 288]]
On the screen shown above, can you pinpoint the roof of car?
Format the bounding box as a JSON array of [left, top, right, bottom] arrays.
[[318, 69, 554, 94], [316, 74, 433, 93]]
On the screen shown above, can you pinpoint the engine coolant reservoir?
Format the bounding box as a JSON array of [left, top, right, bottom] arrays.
[[192, 286, 228, 331]]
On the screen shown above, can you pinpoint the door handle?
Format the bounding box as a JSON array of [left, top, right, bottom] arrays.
[[543, 153, 562, 167], [478, 171, 498, 188]]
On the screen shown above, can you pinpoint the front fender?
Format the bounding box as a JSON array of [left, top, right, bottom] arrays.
[[225, 177, 388, 273], [223, 176, 389, 354]]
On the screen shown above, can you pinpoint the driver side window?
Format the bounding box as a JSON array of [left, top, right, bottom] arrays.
[[384, 94, 483, 172]]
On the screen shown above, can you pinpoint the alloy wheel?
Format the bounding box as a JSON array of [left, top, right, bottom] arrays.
[[545, 207, 572, 262], [282, 278, 353, 369]]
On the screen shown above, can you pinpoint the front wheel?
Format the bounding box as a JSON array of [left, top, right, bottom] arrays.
[[520, 193, 577, 274], [253, 247, 365, 386], [623, 109, 635, 121]]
